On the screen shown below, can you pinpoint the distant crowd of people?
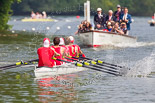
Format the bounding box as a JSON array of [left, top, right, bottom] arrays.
[[76, 20, 92, 33], [31, 11, 47, 19], [77, 5, 132, 35]]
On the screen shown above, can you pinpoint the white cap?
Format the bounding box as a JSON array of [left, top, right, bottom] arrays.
[[69, 36, 74, 43], [43, 38, 50, 47], [107, 22, 111, 26], [59, 37, 65, 45], [42, 11, 46, 14], [109, 10, 113, 13], [97, 8, 102, 11], [117, 5, 121, 8]]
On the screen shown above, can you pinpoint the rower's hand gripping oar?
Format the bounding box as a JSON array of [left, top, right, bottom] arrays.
[[0, 59, 38, 70], [52, 57, 122, 76]]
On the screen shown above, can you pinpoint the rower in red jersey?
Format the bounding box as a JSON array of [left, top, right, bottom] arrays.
[[64, 37, 74, 57], [51, 37, 65, 65], [59, 37, 68, 61], [68, 36, 86, 57], [63, 37, 74, 62], [37, 38, 55, 68]]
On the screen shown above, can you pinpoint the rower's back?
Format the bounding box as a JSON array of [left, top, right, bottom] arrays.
[[68, 36, 86, 57], [37, 38, 55, 67], [51, 37, 63, 65]]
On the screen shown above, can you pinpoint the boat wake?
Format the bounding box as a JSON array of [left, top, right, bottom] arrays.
[[125, 53, 155, 77], [114, 42, 155, 48], [92, 42, 155, 50]]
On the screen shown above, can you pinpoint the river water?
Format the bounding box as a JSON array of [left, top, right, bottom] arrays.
[[0, 16, 155, 103]]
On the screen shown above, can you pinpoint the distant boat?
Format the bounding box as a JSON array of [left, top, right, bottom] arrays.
[[148, 13, 155, 26], [78, 1, 137, 48], [78, 30, 137, 48], [21, 18, 55, 22]]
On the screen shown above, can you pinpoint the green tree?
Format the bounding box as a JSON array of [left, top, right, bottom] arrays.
[[0, 0, 21, 31], [10, 0, 155, 16], [131, 0, 155, 16]]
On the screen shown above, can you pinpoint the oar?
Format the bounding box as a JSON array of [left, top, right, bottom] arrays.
[[72, 56, 124, 68], [53, 58, 122, 76], [0, 59, 38, 70], [65, 57, 119, 70], [64, 57, 119, 73]]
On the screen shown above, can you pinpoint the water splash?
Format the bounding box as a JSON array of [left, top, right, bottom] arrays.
[[126, 53, 155, 77]]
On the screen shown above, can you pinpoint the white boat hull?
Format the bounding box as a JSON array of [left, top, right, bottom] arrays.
[[34, 63, 87, 78], [78, 30, 137, 47]]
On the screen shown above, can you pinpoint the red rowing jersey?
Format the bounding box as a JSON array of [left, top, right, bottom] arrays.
[[62, 45, 73, 62], [74, 44, 80, 56], [37, 47, 55, 67], [61, 45, 69, 56], [51, 46, 63, 65], [74, 44, 86, 57], [71, 45, 76, 57], [68, 45, 74, 57], [60, 45, 68, 62], [60, 45, 66, 53]]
